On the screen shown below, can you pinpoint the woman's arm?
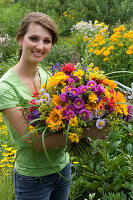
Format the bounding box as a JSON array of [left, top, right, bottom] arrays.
[[2, 107, 108, 151]]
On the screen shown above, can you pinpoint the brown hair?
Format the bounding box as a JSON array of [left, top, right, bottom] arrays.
[[16, 12, 58, 59]]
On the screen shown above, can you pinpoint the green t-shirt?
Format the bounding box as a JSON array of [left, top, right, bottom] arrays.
[[0, 67, 69, 177]]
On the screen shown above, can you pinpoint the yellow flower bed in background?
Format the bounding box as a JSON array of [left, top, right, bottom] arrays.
[[0, 113, 16, 176]]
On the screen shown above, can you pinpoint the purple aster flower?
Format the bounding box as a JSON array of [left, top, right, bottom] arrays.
[[96, 118, 106, 129], [86, 80, 97, 92], [124, 105, 133, 122], [65, 86, 73, 93], [78, 85, 88, 94], [60, 92, 67, 102], [74, 98, 85, 109], [55, 105, 63, 111], [70, 88, 79, 97], [65, 111, 75, 121], [79, 109, 90, 120], [96, 84, 105, 95], [65, 105, 75, 112], [67, 77, 76, 85], [95, 109, 105, 119]]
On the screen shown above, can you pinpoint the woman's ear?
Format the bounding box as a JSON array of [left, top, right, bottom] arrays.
[[18, 37, 23, 47]]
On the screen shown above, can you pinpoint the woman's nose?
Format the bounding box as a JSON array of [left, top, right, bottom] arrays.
[[36, 41, 44, 50]]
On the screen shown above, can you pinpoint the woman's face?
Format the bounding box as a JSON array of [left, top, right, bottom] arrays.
[[19, 22, 52, 64]]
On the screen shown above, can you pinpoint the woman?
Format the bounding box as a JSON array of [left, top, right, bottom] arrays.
[[0, 12, 106, 200]]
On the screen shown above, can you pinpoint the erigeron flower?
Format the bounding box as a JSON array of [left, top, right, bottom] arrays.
[[96, 118, 106, 129]]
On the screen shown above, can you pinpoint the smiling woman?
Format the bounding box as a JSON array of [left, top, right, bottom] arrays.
[[0, 12, 72, 200]]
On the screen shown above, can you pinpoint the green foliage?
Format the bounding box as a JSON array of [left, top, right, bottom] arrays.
[[69, 121, 133, 200]]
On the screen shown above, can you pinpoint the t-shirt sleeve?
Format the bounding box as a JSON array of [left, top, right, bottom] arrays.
[[0, 82, 19, 111]]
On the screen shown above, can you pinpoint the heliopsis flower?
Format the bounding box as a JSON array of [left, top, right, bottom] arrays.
[[69, 133, 79, 143], [47, 72, 68, 88], [46, 109, 63, 129], [73, 69, 84, 79], [69, 115, 78, 126], [102, 79, 117, 90], [88, 93, 98, 103], [52, 95, 68, 108], [112, 91, 128, 115], [96, 118, 106, 129]]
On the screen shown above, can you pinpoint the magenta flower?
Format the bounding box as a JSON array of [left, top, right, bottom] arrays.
[[86, 80, 97, 91], [70, 88, 79, 97], [60, 92, 67, 102], [55, 105, 63, 111], [79, 109, 90, 120], [96, 118, 106, 129], [124, 105, 133, 122], [67, 77, 76, 85], [74, 98, 85, 109], [78, 85, 88, 94], [65, 111, 75, 120], [65, 105, 75, 112], [97, 84, 105, 95]]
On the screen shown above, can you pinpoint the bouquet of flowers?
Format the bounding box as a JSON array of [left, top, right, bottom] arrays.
[[24, 62, 132, 156]]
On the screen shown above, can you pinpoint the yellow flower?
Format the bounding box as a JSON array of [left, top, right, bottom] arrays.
[[29, 125, 38, 135], [51, 95, 68, 108], [69, 133, 79, 143], [88, 93, 98, 103], [103, 50, 110, 56], [73, 69, 84, 79], [112, 91, 128, 116], [102, 79, 117, 90], [82, 165, 87, 168], [93, 67, 99, 71], [118, 43, 124, 47], [126, 50, 132, 55], [104, 87, 111, 99], [129, 45, 133, 50], [46, 109, 63, 129], [73, 161, 79, 164], [69, 116, 78, 126], [107, 45, 114, 51], [103, 57, 109, 61], [88, 48, 93, 53], [47, 72, 68, 88]]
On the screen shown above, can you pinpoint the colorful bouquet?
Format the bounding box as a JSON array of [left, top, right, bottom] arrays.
[[25, 62, 132, 156]]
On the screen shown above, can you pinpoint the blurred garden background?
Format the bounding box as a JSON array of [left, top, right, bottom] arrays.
[[0, 0, 133, 199]]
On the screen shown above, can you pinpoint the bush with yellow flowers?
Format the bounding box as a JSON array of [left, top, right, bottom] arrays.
[[0, 113, 16, 176], [70, 22, 133, 87]]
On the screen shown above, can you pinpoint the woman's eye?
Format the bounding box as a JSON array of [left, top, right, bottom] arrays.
[[44, 40, 52, 44], [30, 37, 38, 41]]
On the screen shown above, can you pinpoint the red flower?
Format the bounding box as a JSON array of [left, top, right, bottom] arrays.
[[32, 89, 39, 98], [61, 63, 76, 75], [29, 100, 36, 112]]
